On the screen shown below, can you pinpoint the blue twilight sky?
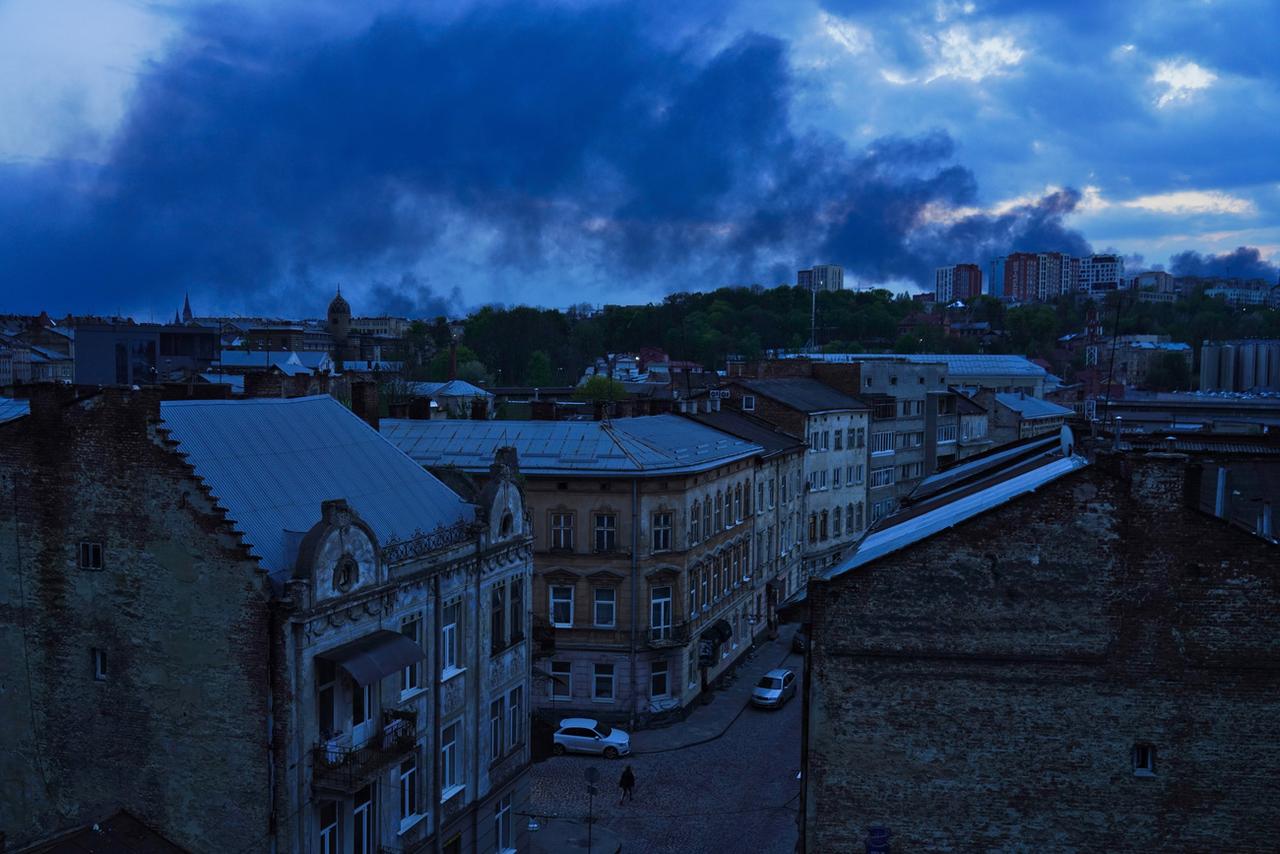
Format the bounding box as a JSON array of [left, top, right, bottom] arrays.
[[1, 0, 1277, 318]]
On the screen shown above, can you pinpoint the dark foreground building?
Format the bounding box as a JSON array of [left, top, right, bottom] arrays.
[[798, 436, 1279, 852], [1, 386, 533, 853]]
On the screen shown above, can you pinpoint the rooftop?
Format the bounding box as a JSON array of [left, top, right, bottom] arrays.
[[684, 410, 805, 458], [995, 392, 1073, 419], [803, 353, 1048, 379], [0, 397, 30, 424], [381, 414, 763, 476], [736, 377, 867, 413], [160, 395, 474, 584]]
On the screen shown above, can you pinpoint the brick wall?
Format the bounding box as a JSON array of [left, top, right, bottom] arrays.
[[0, 387, 274, 852], [803, 452, 1280, 852]]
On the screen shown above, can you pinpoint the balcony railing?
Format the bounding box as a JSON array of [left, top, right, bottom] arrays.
[[647, 622, 690, 648], [313, 711, 417, 792]]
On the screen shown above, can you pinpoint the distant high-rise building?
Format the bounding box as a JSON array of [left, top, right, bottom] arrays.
[[1001, 252, 1075, 302], [1079, 254, 1126, 295], [798, 265, 844, 292], [988, 256, 1007, 299], [935, 264, 983, 303]]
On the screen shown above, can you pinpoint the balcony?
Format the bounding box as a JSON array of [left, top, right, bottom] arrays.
[[646, 622, 690, 648], [313, 710, 417, 792]]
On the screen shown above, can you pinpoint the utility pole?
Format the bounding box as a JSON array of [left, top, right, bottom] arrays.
[[809, 283, 817, 352]]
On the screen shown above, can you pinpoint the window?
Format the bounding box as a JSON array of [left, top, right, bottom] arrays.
[[92, 647, 107, 681], [317, 660, 335, 738], [699, 570, 708, 611], [808, 430, 818, 451], [899, 399, 923, 417], [808, 514, 817, 543], [593, 588, 616, 627], [742, 394, 756, 411], [490, 697, 504, 760], [689, 501, 701, 543], [688, 578, 697, 621], [353, 785, 375, 854], [702, 500, 712, 538], [871, 499, 894, 521], [742, 541, 751, 580], [78, 541, 103, 570], [490, 583, 506, 655], [714, 492, 723, 530], [651, 586, 672, 640], [820, 511, 829, 540], [593, 663, 615, 700], [652, 512, 672, 552], [319, 801, 339, 854], [400, 754, 420, 821], [872, 400, 896, 420], [594, 514, 617, 552], [819, 470, 827, 489], [870, 467, 895, 489], [441, 722, 460, 793], [507, 686, 523, 748], [898, 461, 924, 481], [1132, 744, 1155, 777], [833, 467, 841, 488], [551, 512, 574, 550], [509, 578, 524, 643], [834, 430, 843, 450], [442, 599, 461, 671], [896, 431, 924, 449], [742, 482, 751, 517], [821, 430, 830, 450], [855, 502, 864, 530], [494, 794, 514, 853], [871, 431, 895, 455], [768, 478, 776, 508], [779, 475, 787, 504], [651, 660, 669, 697], [833, 506, 842, 537], [550, 661, 572, 699], [401, 614, 422, 693], [731, 548, 740, 585], [550, 585, 574, 627], [937, 424, 957, 443]]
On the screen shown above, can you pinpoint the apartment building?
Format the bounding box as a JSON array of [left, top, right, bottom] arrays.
[[797, 264, 844, 292], [381, 415, 770, 726], [1002, 252, 1075, 302], [724, 377, 871, 580], [0, 388, 533, 854], [934, 263, 983, 303], [1079, 253, 1126, 295]]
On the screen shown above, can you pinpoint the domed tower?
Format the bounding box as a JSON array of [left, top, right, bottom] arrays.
[[327, 287, 353, 362]]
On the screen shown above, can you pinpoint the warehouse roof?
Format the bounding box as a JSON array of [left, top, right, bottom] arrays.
[[735, 378, 867, 413], [995, 393, 1073, 420]]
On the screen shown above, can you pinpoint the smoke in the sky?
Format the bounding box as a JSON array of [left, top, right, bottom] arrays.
[[0, 3, 1124, 315], [1170, 247, 1279, 281]]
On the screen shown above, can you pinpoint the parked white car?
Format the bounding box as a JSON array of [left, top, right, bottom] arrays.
[[553, 717, 631, 758], [750, 668, 797, 709]]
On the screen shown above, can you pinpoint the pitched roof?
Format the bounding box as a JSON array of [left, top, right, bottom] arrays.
[[995, 393, 1073, 419], [736, 378, 867, 413], [684, 410, 804, 458], [159, 396, 474, 584], [0, 397, 30, 424], [25, 809, 187, 853], [381, 414, 763, 476]]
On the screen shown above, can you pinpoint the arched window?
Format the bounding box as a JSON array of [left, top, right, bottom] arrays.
[[743, 481, 751, 516], [833, 506, 842, 537], [500, 511, 514, 537], [808, 514, 817, 543], [820, 511, 829, 540], [742, 539, 750, 579], [703, 500, 712, 539], [731, 547, 739, 584], [690, 500, 701, 544], [714, 491, 723, 531], [734, 484, 742, 522], [847, 503, 856, 532]]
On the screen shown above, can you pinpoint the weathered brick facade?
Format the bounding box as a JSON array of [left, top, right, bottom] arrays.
[[802, 451, 1280, 852], [0, 386, 273, 851]]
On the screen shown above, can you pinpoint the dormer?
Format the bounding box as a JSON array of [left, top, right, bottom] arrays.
[[293, 499, 380, 603]]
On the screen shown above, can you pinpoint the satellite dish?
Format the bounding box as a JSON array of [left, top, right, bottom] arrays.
[[1059, 424, 1075, 457]]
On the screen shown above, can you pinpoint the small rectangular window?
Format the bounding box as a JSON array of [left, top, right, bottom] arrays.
[[550, 661, 572, 699], [92, 648, 107, 681], [78, 542, 103, 571], [593, 588, 616, 627], [593, 663, 615, 700], [742, 394, 756, 411], [652, 512, 672, 552], [594, 514, 617, 552], [1132, 744, 1155, 777]]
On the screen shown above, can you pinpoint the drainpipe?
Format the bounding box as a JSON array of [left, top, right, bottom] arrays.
[[629, 478, 640, 731], [470, 536, 482, 850], [1214, 467, 1228, 517], [431, 573, 443, 854], [291, 619, 306, 854]]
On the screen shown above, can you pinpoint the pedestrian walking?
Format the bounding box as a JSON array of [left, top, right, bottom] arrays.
[[618, 765, 636, 805]]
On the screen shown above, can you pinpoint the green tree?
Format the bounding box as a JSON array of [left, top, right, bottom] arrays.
[[574, 375, 626, 403], [425, 345, 485, 381], [525, 350, 554, 386], [1145, 352, 1192, 391]]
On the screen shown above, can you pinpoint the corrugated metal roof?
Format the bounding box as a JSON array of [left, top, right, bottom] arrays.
[[160, 396, 474, 583], [737, 378, 867, 413], [807, 353, 1047, 378], [823, 453, 1089, 581], [0, 398, 30, 424], [381, 414, 763, 476], [995, 393, 1073, 419]]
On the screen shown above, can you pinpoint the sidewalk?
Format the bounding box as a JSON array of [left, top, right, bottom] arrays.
[[630, 623, 801, 754], [528, 815, 624, 854]]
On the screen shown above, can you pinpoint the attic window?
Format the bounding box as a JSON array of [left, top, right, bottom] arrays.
[[78, 542, 103, 571], [334, 556, 358, 592], [500, 512, 513, 537]]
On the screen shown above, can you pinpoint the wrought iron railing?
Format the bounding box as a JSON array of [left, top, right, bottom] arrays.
[[313, 712, 417, 791], [647, 622, 690, 647], [380, 520, 472, 565]]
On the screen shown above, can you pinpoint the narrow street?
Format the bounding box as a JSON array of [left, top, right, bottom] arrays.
[[528, 634, 803, 854]]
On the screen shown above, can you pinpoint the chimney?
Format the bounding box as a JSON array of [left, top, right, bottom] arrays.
[[470, 397, 488, 421], [23, 382, 78, 428], [351, 380, 380, 431], [408, 398, 432, 420]]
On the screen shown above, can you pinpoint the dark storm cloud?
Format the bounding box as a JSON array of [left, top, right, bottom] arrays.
[[0, 2, 1091, 313], [1170, 247, 1279, 281]]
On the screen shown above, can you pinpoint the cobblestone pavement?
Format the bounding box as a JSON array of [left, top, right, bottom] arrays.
[[529, 629, 803, 854]]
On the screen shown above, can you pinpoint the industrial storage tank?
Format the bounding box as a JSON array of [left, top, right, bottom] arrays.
[[1219, 344, 1237, 392], [1260, 341, 1280, 392], [1239, 342, 1257, 390], [1199, 343, 1221, 391]]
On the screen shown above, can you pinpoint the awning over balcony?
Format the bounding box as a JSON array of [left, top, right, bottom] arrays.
[[316, 630, 426, 685], [701, 619, 732, 646]]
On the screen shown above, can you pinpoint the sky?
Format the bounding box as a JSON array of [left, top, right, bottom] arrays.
[[1, 0, 1277, 318]]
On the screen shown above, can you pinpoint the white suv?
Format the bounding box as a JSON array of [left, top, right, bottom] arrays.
[[553, 718, 632, 758]]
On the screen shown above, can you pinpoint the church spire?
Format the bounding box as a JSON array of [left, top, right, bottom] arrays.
[[182, 293, 193, 323]]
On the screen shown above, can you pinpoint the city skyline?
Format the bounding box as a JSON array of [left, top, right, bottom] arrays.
[[1, 0, 1277, 318]]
